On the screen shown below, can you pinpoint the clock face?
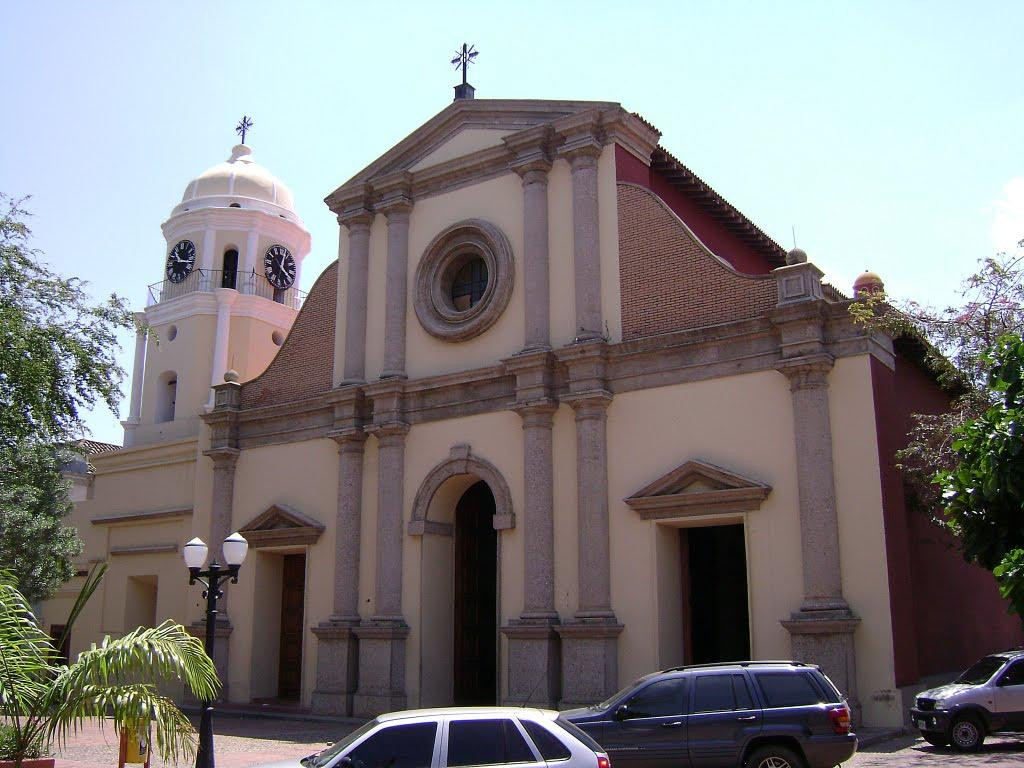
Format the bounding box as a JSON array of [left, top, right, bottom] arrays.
[[166, 240, 196, 283], [264, 244, 296, 289]]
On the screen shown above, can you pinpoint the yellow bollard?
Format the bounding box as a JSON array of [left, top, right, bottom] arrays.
[[120, 722, 151, 767]]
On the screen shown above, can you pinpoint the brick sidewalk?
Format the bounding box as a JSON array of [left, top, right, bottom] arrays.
[[54, 716, 354, 768]]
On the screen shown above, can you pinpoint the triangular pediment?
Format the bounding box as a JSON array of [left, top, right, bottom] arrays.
[[331, 98, 618, 192], [625, 460, 771, 520], [239, 504, 324, 548]]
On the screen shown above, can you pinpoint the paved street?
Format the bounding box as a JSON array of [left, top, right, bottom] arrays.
[[53, 718, 1024, 768]]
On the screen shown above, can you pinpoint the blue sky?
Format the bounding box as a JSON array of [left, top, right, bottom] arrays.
[[3, 1, 1023, 444]]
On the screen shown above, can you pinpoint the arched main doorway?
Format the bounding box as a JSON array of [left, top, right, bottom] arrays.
[[453, 480, 497, 705]]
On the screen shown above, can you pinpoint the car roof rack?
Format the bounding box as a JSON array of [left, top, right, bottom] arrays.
[[663, 660, 811, 673]]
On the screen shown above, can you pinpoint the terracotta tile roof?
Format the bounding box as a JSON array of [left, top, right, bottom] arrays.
[[79, 439, 120, 454], [648, 143, 788, 268]]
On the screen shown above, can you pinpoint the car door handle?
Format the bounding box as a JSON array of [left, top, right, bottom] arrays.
[[660, 721, 684, 728], [736, 715, 757, 721]]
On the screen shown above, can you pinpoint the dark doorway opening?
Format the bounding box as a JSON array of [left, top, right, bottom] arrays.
[[277, 553, 306, 700], [682, 524, 750, 664], [453, 480, 497, 705], [222, 250, 238, 288]]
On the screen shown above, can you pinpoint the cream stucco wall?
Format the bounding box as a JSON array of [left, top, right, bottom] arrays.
[[409, 129, 515, 171], [140, 313, 216, 428], [333, 143, 620, 384]]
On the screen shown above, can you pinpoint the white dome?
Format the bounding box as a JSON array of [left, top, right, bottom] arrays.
[[178, 144, 296, 215]]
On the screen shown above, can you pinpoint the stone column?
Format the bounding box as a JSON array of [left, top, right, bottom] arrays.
[[515, 159, 552, 350], [121, 312, 147, 447], [553, 342, 621, 708], [381, 201, 411, 378], [199, 446, 238, 698], [341, 212, 374, 383], [243, 228, 260, 282], [564, 145, 603, 342], [354, 379, 409, 716], [312, 423, 366, 716], [201, 227, 217, 272], [771, 259, 861, 721]]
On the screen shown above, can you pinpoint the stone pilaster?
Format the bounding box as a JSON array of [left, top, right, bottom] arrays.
[[312, 386, 367, 715], [340, 207, 374, 383], [354, 380, 409, 717], [771, 261, 861, 721], [560, 139, 604, 342], [510, 138, 552, 351], [121, 312, 147, 446], [501, 350, 560, 707], [552, 342, 622, 707], [380, 188, 412, 378]]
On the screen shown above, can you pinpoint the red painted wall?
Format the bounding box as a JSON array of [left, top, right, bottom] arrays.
[[614, 145, 775, 276], [872, 354, 1023, 686]]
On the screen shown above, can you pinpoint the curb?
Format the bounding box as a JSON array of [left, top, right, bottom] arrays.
[[857, 728, 907, 748]]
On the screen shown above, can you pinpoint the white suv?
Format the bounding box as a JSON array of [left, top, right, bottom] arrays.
[[910, 650, 1024, 751], [258, 708, 611, 768]]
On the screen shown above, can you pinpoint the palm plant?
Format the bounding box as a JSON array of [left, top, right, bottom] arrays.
[[0, 565, 219, 768]]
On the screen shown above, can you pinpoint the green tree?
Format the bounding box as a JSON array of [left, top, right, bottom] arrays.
[[937, 334, 1024, 621], [0, 566, 219, 768], [0, 194, 134, 600]]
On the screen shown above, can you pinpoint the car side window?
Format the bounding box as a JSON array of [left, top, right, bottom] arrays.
[[348, 722, 437, 768], [623, 678, 686, 718], [447, 719, 535, 767], [692, 675, 736, 713], [520, 720, 571, 761], [999, 660, 1024, 687], [732, 675, 755, 710], [755, 673, 824, 707]]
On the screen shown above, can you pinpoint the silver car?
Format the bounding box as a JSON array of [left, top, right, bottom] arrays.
[[258, 707, 611, 768], [910, 650, 1024, 750]]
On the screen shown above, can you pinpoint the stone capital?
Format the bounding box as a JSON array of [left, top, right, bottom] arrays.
[[329, 428, 368, 454], [203, 446, 239, 469], [513, 399, 558, 427], [368, 421, 410, 445], [337, 208, 374, 231], [776, 354, 835, 391], [564, 389, 613, 420]]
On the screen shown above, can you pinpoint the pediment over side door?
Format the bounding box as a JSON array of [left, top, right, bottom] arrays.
[[238, 504, 325, 548], [625, 460, 771, 521]]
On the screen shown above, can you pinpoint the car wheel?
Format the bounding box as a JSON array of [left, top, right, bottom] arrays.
[[746, 745, 806, 768], [949, 715, 985, 751], [919, 731, 949, 748]]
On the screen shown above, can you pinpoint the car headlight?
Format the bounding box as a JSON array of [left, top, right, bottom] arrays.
[[933, 699, 949, 710]]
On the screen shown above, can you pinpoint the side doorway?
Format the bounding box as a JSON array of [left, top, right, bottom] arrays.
[[599, 677, 688, 768], [682, 525, 750, 664], [277, 553, 306, 700]]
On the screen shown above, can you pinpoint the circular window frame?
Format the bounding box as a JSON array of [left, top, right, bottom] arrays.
[[414, 219, 514, 342]]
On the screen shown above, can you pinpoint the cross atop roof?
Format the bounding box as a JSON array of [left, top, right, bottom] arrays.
[[235, 115, 253, 145]]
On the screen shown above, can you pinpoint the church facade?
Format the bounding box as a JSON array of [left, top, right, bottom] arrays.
[[43, 96, 1021, 729]]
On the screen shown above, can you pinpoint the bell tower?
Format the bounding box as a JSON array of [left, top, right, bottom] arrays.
[[121, 138, 311, 447]]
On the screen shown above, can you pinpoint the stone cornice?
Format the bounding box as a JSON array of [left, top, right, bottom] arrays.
[[91, 506, 193, 526], [110, 543, 178, 556], [89, 437, 198, 475], [161, 207, 311, 256]]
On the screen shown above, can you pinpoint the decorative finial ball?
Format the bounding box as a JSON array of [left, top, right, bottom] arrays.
[[786, 247, 808, 265], [853, 270, 885, 297], [223, 369, 239, 383]]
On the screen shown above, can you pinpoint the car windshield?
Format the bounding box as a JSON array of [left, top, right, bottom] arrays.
[[591, 678, 647, 710], [301, 720, 378, 768], [956, 656, 1006, 685]]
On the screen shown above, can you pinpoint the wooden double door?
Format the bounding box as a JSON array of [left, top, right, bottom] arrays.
[[277, 553, 306, 700], [453, 481, 498, 705]]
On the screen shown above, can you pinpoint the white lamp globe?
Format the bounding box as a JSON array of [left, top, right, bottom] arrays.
[[222, 532, 249, 566], [183, 538, 208, 569]]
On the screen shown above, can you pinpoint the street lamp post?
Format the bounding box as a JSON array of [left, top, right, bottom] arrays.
[[183, 532, 249, 768]]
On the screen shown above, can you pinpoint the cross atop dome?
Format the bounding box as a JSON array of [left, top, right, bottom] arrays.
[[235, 115, 254, 145]]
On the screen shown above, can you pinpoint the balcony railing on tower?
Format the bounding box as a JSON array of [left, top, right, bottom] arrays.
[[147, 269, 307, 310]]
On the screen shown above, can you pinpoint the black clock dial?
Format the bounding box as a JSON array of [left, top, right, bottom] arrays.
[[264, 244, 296, 289], [165, 240, 196, 284]]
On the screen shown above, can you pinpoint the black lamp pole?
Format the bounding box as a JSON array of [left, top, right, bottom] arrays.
[[189, 560, 240, 768]]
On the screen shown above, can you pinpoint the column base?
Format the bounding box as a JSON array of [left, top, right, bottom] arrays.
[[311, 620, 359, 716], [554, 619, 623, 708], [781, 608, 861, 723], [501, 619, 560, 708], [352, 620, 409, 717], [186, 619, 232, 703]]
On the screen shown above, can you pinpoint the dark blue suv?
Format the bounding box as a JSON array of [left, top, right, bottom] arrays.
[[564, 661, 856, 768]]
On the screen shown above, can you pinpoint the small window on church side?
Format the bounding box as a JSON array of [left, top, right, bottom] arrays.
[[156, 372, 177, 423]]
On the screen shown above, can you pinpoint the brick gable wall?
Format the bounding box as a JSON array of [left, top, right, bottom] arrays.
[[617, 183, 777, 340], [240, 261, 337, 408]]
